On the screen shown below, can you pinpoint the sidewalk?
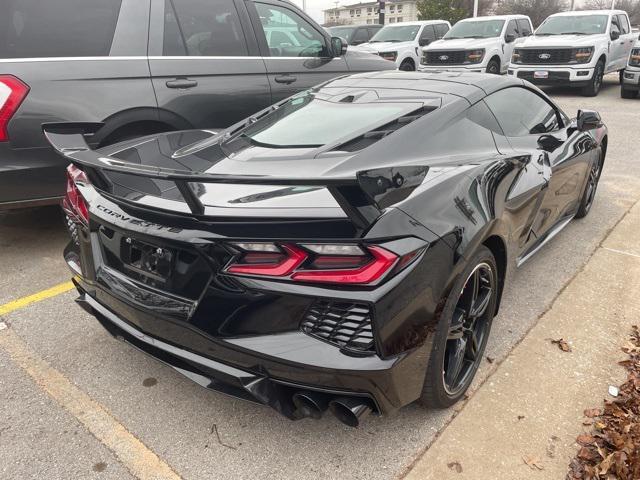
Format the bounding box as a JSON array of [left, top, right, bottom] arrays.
[[403, 202, 640, 480]]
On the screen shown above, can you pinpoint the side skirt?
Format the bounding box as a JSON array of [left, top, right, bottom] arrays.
[[516, 214, 575, 267]]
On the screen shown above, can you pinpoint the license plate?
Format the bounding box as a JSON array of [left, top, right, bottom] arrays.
[[534, 71, 549, 79], [123, 238, 174, 281]]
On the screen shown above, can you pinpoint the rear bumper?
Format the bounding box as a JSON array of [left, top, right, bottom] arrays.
[[509, 65, 594, 86], [71, 276, 430, 418], [0, 143, 66, 208]]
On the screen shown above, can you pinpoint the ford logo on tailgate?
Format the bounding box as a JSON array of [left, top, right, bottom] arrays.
[[538, 53, 551, 60]]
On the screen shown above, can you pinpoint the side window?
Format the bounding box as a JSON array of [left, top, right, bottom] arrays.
[[164, 0, 248, 56], [505, 19, 519, 38], [517, 19, 532, 36], [611, 15, 621, 33], [419, 25, 436, 45], [484, 87, 562, 137], [434, 23, 449, 38], [0, 0, 122, 58], [617, 14, 630, 34], [352, 28, 369, 44], [428, 102, 498, 154], [254, 3, 329, 57]]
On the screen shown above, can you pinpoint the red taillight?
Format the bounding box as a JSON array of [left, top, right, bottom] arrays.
[[224, 243, 403, 285], [0, 75, 29, 142], [63, 164, 90, 224]]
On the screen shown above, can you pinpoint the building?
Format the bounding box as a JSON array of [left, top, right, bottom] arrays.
[[323, 1, 419, 26]]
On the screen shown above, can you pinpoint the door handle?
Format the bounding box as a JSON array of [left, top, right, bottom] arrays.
[[166, 78, 198, 89], [275, 74, 297, 85]]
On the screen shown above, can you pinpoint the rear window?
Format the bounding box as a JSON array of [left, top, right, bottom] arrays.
[[239, 92, 422, 148], [0, 0, 122, 59]]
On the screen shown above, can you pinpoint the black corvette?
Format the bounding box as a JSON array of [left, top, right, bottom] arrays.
[[48, 71, 607, 427]]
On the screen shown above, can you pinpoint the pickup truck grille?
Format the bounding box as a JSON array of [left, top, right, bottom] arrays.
[[424, 50, 467, 65], [517, 48, 573, 64]]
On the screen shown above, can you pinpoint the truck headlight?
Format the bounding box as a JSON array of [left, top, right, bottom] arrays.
[[512, 49, 522, 64], [630, 48, 640, 67], [379, 51, 398, 62], [464, 49, 485, 64], [571, 47, 594, 64]]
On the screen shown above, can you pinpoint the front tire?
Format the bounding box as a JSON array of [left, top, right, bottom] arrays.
[[621, 86, 638, 99], [419, 246, 498, 408], [582, 60, 604, 97], [399, 59, 415, 71], [575, 148, 604, 219], [485, 58, 500, 75]]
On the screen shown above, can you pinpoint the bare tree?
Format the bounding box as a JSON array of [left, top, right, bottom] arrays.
[[494, 0, 569, 27], [583, 0, 640, 25]]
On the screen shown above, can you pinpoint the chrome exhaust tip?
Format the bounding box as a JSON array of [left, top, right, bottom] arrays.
[[328, 397, 372, 427], [292, 391, 329, 419]]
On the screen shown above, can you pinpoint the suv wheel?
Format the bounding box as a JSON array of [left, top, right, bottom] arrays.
[[419, 246, 498, 408], [582, 60, 604, 97], [485, 58, 500, 75], [399, 59, 415, 71]]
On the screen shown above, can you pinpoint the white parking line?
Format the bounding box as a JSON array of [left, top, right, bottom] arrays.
[[0, 327, 182, 480]]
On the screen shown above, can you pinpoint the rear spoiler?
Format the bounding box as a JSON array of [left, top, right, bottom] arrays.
[[43, 123, 428, 230]]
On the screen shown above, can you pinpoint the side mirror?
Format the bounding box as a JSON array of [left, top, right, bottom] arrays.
[[419, 38, 430, 47], [577, 109, 601, 131], [331, 36, 348, 57], [537, 134, 564, 152], [505, 33, 516, 43], [611, 29, 620, 40]]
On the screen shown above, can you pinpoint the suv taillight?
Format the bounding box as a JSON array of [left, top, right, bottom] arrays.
[[63, 164, 90, 224], [0, 75, 29, 142], [224, 242, 423, 286]]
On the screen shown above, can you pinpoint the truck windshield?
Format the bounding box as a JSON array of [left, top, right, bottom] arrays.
[[443, 20, 505, 39], [240, 93, 421, 148], [370, 25, 420, 42], [536, 15, 608, 35]]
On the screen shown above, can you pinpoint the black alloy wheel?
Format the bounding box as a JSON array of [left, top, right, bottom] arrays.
[[485, 59, 500, 75], [575, 149, 604, 218], [399, 59, 415, 71], [420, 246, 498, 408], [582, 60, 604, 97]]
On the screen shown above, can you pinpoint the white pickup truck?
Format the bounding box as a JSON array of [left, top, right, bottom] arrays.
[[509, 10, 636, 96], [419, 15, 533, 74], [353, 20, 451, 71], [621, 42, 640, 98]]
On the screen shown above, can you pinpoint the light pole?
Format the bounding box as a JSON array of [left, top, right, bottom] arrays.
[[473, 0, 478, 17], [378, 0, 385, 24]]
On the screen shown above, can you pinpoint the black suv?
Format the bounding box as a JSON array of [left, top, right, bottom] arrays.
[[0, 0, 392, 209]]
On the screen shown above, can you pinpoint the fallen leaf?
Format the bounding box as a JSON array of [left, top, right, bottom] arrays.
[[577, 447, 599, 462], [517, 415, 525, 421], [550, 338, 572, 352], [577, 434, 596, 446], [486, 356, 494, 364], [584, 408, 602, 418], [522, 455, 544, 471], [446, 461, 462, 473]]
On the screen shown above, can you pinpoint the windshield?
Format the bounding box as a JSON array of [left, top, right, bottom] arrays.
[[536, 15, 608, 35], [240, 93, 421, 148], [370, 25, 420, 42], [444, 19, 505, 39], [328, 27, 355, 42]]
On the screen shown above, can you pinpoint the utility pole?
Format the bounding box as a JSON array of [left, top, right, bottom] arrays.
[[611, 0, 616, 8], [302, 0, 306, 12], [570, 0, 575, 10], [473, 0, 478, 17], [378, 0, 385, 24]]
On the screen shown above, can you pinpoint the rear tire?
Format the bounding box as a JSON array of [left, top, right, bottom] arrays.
[[621, 87, 638, 99], [419, 246, 498, 408], [575, 148, 604, 219], [582, 60, 604, 97], [619, 69, 625, 84], [399, 59, 415, 71], [485, 58, 500, 75]]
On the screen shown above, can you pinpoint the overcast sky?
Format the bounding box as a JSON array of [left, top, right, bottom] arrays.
[[290, 0, 342, 23]]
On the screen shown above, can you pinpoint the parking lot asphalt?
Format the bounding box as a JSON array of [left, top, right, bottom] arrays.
[[1, 74, 639, 480]]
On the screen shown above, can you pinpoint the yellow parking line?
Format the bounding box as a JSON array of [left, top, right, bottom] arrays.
[[0, 281, 75, 316], [0, 328, 182, 480]]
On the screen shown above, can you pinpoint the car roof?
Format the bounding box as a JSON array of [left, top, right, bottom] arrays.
[[318, 71, 522, 104], [384, 20, 449, 26], [459, 14, 530, 21], [549, 9, 625, 17]]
